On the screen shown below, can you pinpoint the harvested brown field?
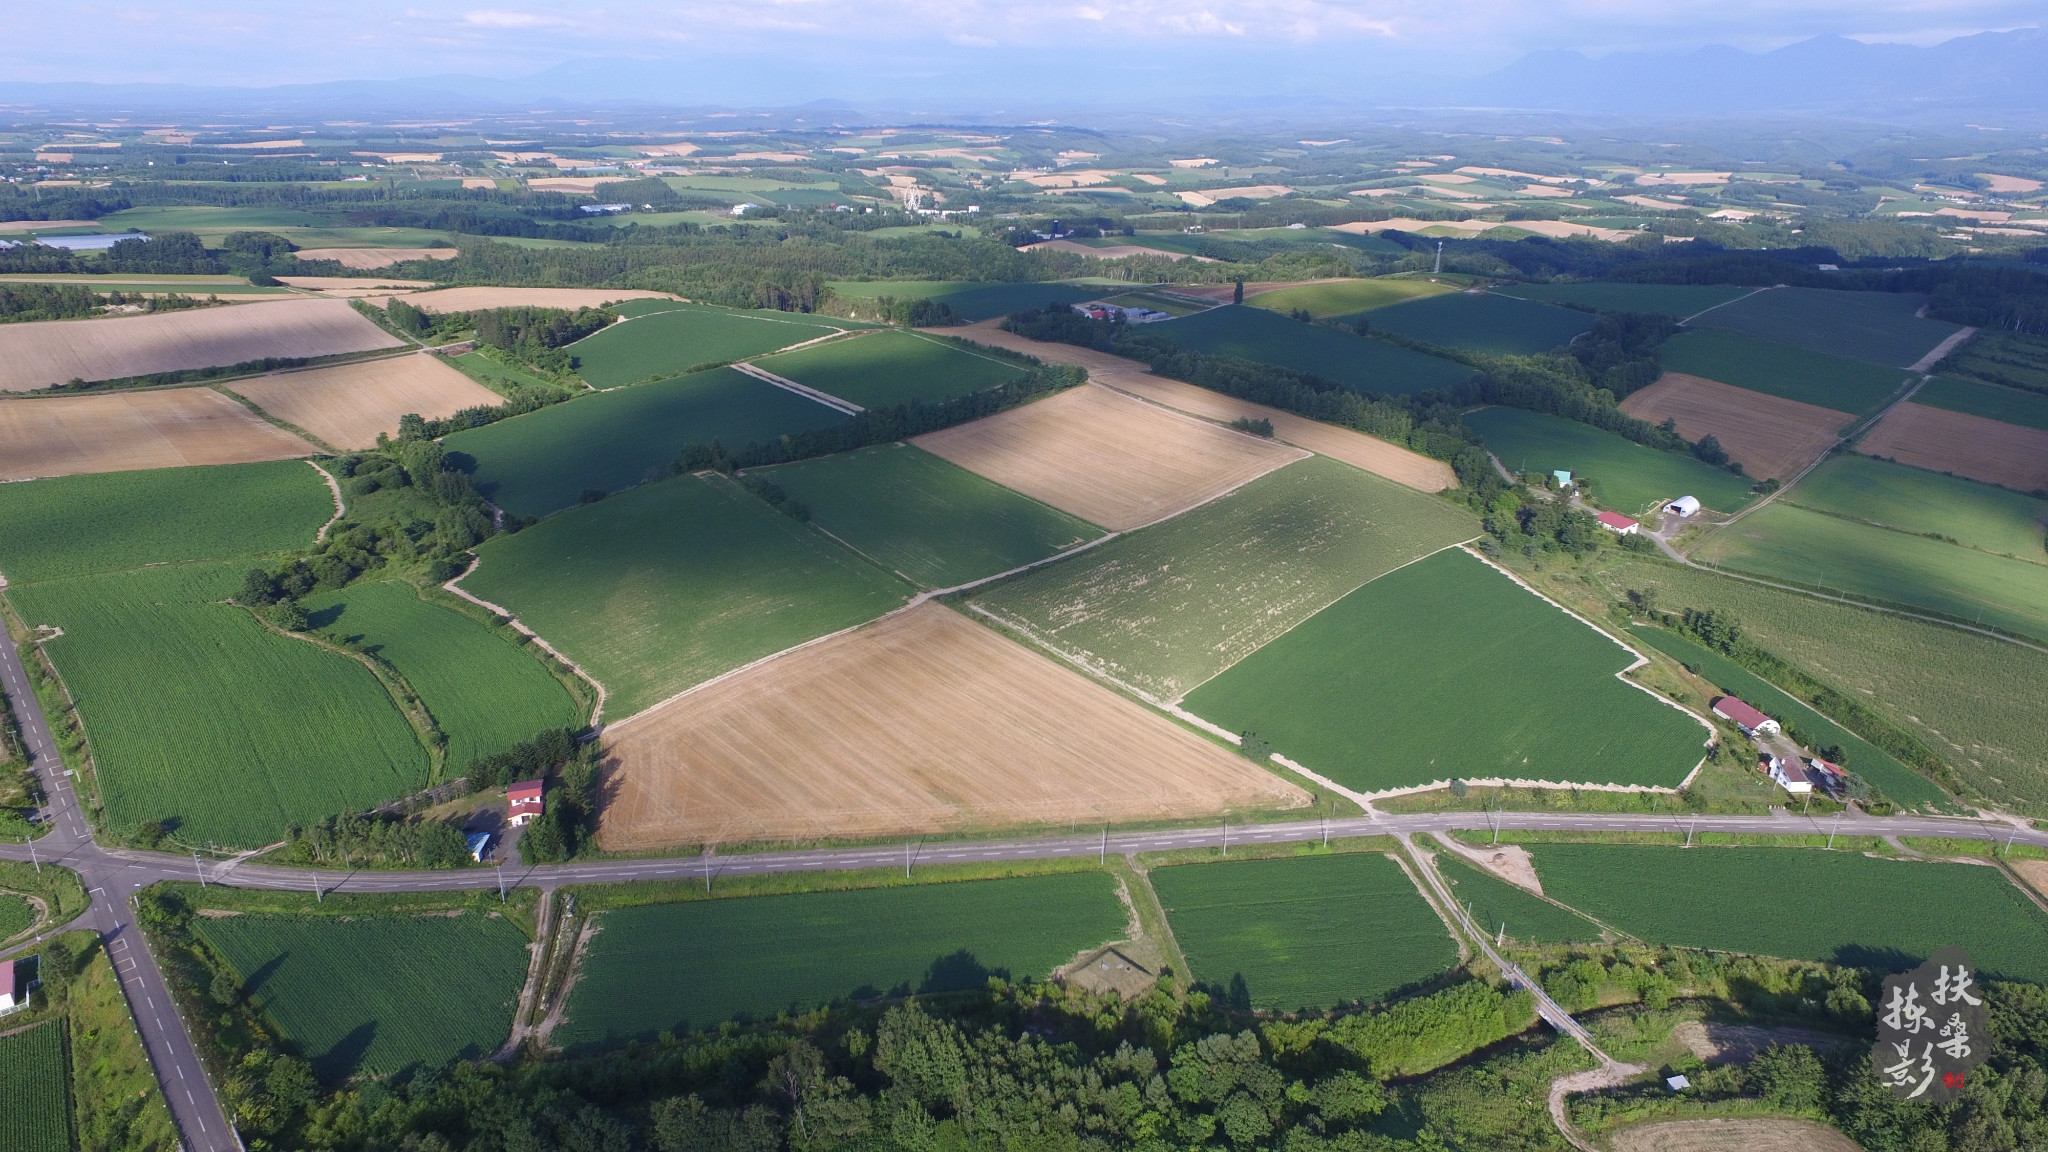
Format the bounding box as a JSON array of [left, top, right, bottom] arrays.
[[394, 287, 678, 312], [913, 382, 1303, 531], [295, 248, 459, 270], [1621, 372, 1851, 482], [596, 603, 1309, 850], [1856, 401, 2048, 493], [0, 298, 404, 391], [1608, 1118, 1864, 1152], [228, 352, 501, 450], [2012, 858, 2048, 901], [526, 177, 611, 194], [277, 276, 437, 298], [940, 322, 1454, 492], [0, 219, 97, 232], [0, 388, 314, 480]]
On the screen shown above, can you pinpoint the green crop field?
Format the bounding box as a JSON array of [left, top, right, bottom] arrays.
[[1944, 330, 2048, 394], [1154, 305, 1474, 395], [1785, 454, 2047, 563], [556, 873, 1125, 1050], [0, 1022, 68, 1152], [753, 444, 1103, 588], [1150, 853, 1458, 1010], [11, 562, 426, 846], [1626, 626, 1951, 812], [1463, 407, 1756, 516], [1694, 502, 2048, 642], [300, 581, 584, 766], [973, 456, 1479, 700], [1494, 283, 1752, 318], [569, 303, 848, 389], [1913, 375, 2048, 432], [830, 280, 1109, 322], [1689, 287, 1961, 369], [448, 351, 560, 394], [463, 473, 910, 718], [196, 910, 530, 1081], [1529, 844, 2048, 980], [1659, 330, 1907, 416], [752, 329, 1023, 409], [446, 367, 846, 519], [1247, 277, 1455, 319], [1433, 852, 1604, 944], [1183, 549, 1707, 793], [0, 893, 31, 939], [0, 460, 330, 583], [1355, 292, 1596, 355]]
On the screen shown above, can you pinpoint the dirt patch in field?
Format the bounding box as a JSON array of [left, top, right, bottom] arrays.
[[0, 388, 316, 480], [1608, 1117, 1864, 1152], [230, 352, 502, 449], [596, 603, 1308, 850], [1435, 835, 1543, 893], [1672, 1022, 1855, 1064], [0, 219, 100, 232], [295, 248, 460, 270], [1856, 401, 2048, 493], [913, 381, 1303, 531], [394, 287, 678, 312], [939, 322, 1455, 492], [1621, 372, 1852, 482], [0, 298, 404, 391], [2010, 858, 2048, 900]]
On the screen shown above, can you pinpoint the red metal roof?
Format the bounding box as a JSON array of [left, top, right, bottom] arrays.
[[1595, 511, 1639, 531], [0, 961, 14, 1002], [507, 780, 544, 803], [1711, 696, 1772, 729]]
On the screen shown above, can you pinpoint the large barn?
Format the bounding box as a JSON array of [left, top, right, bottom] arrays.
[[1712, 696, 1781, 737]]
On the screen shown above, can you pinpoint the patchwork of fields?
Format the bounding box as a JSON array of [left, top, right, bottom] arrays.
[[1149, 852, 1459, 1010], [1914, 374, 2048, 431], [0, 298, 404, 391], [1360, 292, 1596, 355], [0, 1022, 68, 1152], [396, 287, 675, 313], [1786, 454, 2047, 563], [1434, 851, 1604, 944], [569, 303, 849, 389], [1495, 282, 1752, 318], [0, 387, 316, 481], [1246, 277, 1454, 319], [754, 329, 1023, 408], [557, 873, 1127, 1049], [1153, 305, 1474, 395], [1687, 287, 1961, 369], [824, 280, 1105, 322], [1659, 329, 1909, 415], [1463, 407, 1756, 515]]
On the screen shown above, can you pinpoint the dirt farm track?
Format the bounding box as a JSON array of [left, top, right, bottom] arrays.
[[229, 353, 502, 450], [595, 602, 1309, 850], [0, 388, 315, 480], [1855, 401, 2048, 493], [0, 298, 404, 391]]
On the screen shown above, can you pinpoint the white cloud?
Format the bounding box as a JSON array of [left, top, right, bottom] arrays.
[[463, 9, 570, 27]]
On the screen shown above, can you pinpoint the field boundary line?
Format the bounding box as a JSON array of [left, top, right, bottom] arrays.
[[1678, 284, 1777, 326], [307, 461, 346, 543], [729, 361, 862, 414], [443, 557, 610, 727], [903, 329, 1035, 372]]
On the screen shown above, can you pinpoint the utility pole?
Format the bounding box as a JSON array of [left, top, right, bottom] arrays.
[[1221, 816, 1228, 856], [27, 837, 37, 874], [1827, 810, 1841, 850], [905, 840, 912, 878], [1100, 825, 1107, 866], [194, 851, 206, 888], [497, 861, 507, 902], [312, 870, 321, 903]]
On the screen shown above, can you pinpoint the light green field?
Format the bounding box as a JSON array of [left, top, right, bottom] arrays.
[[1434, 850, 1604, 944], [11, 562, 426, 847], [753, 329, 1023, 408], [1463, 407, 1756, 516], [0, 893, 31, 939], [1156, 305, 1474, 396], [196, 910, 530, 1081], [1689, 287, 1961, 369], [0, 1022, 68, 1152], [446, 366, 846, 519], [1914, 374, 2048, 431], [0, 460, 330, 583], [1944, 330, 2048, 394], [557, 873, 1125, 1050], [569, 303, 848, 389], [1355, 292, 1597, 356], [300, 581, 583, 767], [1150, 853, 1459, 1010], [1660, 329, 1907, 415], [96, 207, 453, 249], [462, 473, 910, 718], [754, 444, 1103, 588], [973, 456, 1479, 700], [825, 281, 1104, 322], [1694, 502, 2048, 642], [447, 351, 558, 394], [1247, 277, 1455, 319], [1529, 844, 2048, 980], [1785, 454, 2046, 562], [1494, 283, 1752, 317], [1183, 549, 1707, 793]]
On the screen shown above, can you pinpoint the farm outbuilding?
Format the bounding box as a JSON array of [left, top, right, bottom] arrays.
[[507, 780, 545, 827], [0, 959, 19, 1014], [1712, 696, 1781, 737], [1595, 511, 1640, 535], [1666, 496, 1701, 517]]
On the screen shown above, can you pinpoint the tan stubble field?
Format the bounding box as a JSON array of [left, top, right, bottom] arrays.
[[0, 388, 315, 480], [392, 287, 679, 312], [228, 353, 503, 450], [1856, 401, 2048, 492], [1620, 372, 1852, 482], [0, 298, 404, 391]]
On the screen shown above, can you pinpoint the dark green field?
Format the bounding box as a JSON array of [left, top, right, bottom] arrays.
[[753, 444, 1103, 588], [1494, 283, 1751, 318], [0, 460, 330, 583], [196, 910, 531, 1081], [753, 329, 1023, 408], [570, 303, 848, 389], [1356, 292, 1596, 355], [556, 873, 1126, 1050], [1659, 329, 1907, 415], [446, 367, 846, 519], [1529, 843, 2048, 980], [1785, 454, 2047, 562], [1182, 549, 1708, 793], [1434, 851, 1604, 944], [1942, 329, 2048, 394], [462, 473, 910, 718], [1150, 853, 1458, 1010], [1154, 304, 1474, 395], [1626, 626, 1951, 812], [1688, 287, 1961, 369], [1913, 374, 2048, 432], [0, 1022, 68, 1152], [824, 280, 1104, 322], [1463, 407, 1756, 515]]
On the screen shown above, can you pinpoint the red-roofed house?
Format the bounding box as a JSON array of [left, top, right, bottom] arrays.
[[1594, 511, 1640, 535], [508, 780, 545, 827], [1711, 696, 1781, 737], [0, 960, 18, 1016], [1761, 753, 1813, 795]]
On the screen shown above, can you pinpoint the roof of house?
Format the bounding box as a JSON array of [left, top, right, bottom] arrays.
[[507, 780, 545, 803], [1777, 758, 1810, 783], [0, 961, 14, 1001], [1595, 510, 1639, 530], [1711, 696, 1772, 729]]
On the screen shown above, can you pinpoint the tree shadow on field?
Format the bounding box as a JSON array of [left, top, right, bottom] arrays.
[[313, 1020, 378, 1085], [240, 951, 289, 1000], [919, 949, 1006, 995], [304, 602, 346, 631], [1832, 944, 1922, 976]]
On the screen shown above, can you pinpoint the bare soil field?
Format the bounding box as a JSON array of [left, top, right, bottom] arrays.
[[2011, 858, 2048, 901], [0, 219, 99, 232], [1620, 372, 1851, 482], [940, 322, 1454, 491], [0, 388, 315, 480], [1856, 401, 2048, 493], [278, 276, 437, 298], [394, 287, 677, 313], [596, 603, 1308, 850], [295, 248, 459, 270], [0, 298, 404, 391], [525, 177, 611, 194], [913, 383, 1303, 531], [1608, 1118, 1864, 1152], [229, 353, 501, 449]]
